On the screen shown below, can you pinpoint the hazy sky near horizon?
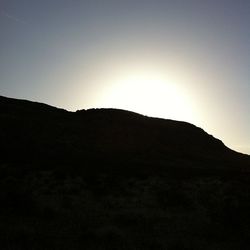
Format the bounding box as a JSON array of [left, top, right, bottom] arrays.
[[0, 0, 250, 154]]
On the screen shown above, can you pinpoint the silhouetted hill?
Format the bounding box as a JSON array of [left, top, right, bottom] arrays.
[[1, 95, 250, 250], [0, 95, 249, 173]]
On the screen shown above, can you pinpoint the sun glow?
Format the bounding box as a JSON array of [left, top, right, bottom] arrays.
[[96, 69, 197, 122]]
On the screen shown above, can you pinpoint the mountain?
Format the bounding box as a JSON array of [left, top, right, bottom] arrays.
[[1, 95, 250, 250], [0, 95, 248, 173]]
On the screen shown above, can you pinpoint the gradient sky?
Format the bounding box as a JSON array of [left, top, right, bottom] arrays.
[[1, 0, 250, 154]]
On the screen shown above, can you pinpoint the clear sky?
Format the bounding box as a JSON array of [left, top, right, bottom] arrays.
[[1, 0, 250, 154]]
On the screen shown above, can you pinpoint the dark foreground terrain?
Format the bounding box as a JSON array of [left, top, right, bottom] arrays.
[[1, 95, 250, 250]]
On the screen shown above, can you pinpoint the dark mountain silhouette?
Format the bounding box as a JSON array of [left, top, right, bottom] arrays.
[[1, 95, 249, 172], [1, 95, 250, 250]]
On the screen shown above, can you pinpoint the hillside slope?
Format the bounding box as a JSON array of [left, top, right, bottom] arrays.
[[0, 95, 248, 173]]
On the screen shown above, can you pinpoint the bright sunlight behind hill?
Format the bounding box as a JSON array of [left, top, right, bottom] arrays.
[[95, 68, 197, 123]]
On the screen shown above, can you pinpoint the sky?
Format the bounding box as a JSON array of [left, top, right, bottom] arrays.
[[0, 0, 250, 154]]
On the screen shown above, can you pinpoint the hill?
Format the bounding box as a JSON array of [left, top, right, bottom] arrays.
[[0, 95, 250, 250], [1, 95, 248, 173]]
